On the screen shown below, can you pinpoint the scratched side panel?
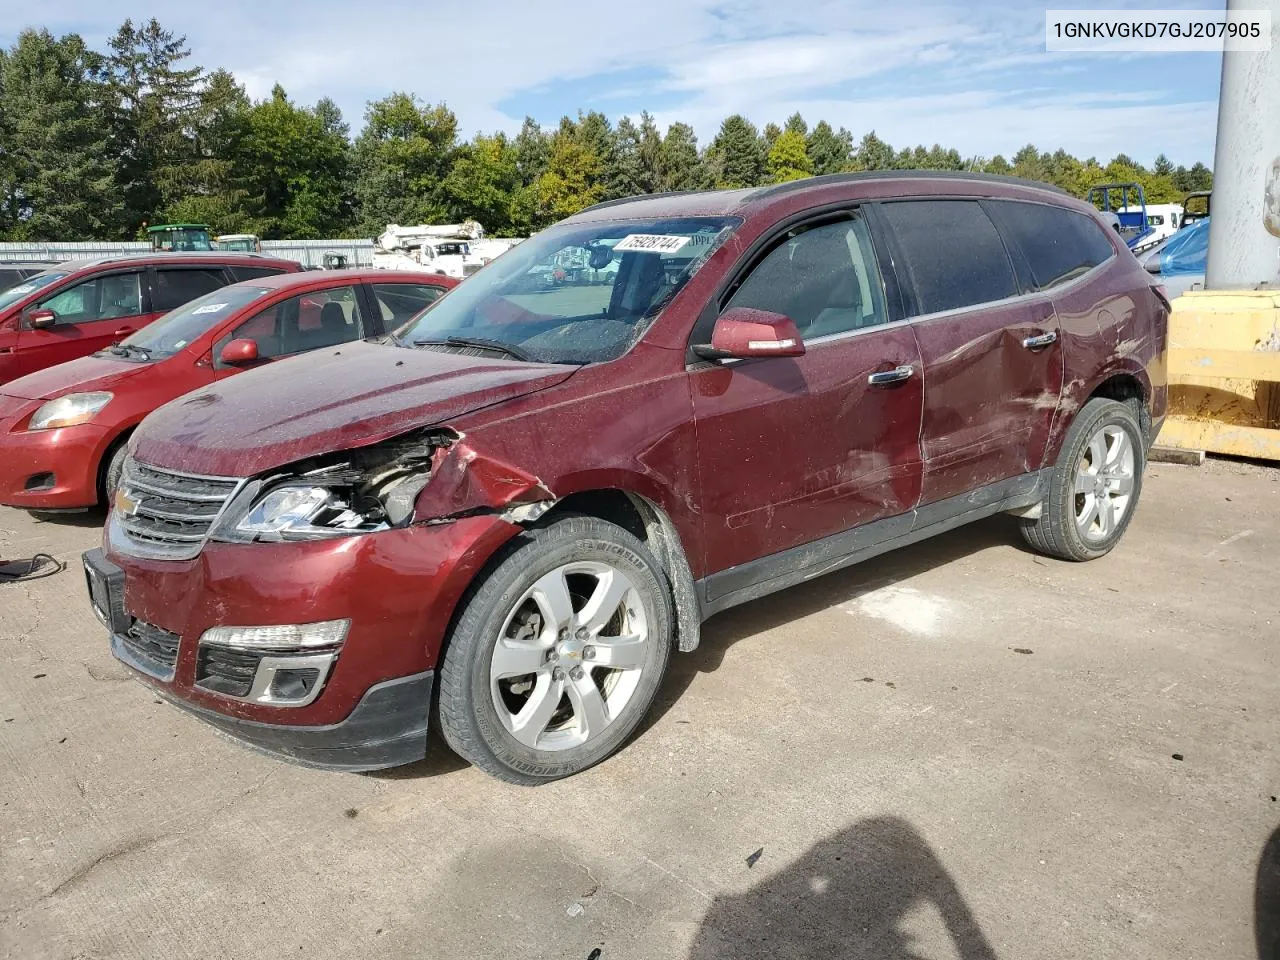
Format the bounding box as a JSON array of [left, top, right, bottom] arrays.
[[914, 297, 1063, 506], [688, 326, 924, 578]]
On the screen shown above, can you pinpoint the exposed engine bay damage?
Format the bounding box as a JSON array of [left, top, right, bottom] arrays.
[[231, 427, 560, 541]]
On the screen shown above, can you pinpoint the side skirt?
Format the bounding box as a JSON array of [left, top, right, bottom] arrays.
[[696, 469, 1049, 619]]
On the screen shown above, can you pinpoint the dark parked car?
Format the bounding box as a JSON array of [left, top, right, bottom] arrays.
[[84, 172, 1168, 783], [0, 253, 301, 385]]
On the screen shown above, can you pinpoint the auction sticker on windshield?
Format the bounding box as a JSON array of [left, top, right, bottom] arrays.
[[615, 234, 691, 253], [193, 303, 229, 314]]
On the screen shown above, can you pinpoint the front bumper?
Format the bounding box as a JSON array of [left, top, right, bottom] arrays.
[[86, 512, 519, 769], [0, 406, 111, 509], [162, 670, 434, 771]]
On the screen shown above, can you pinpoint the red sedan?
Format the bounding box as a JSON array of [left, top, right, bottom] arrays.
[[0, 269, 456, 512]]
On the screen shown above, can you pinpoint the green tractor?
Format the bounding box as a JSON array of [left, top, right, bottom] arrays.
[[147, 223, 214, 252]]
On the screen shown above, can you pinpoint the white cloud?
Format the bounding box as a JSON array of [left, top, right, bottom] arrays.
[[0, 0, 1219, 163]]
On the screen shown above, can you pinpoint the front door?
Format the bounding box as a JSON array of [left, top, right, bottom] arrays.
[[877, 199, 1064, 506], [15, 269, 155, 378], [691, 212, 924, 587]]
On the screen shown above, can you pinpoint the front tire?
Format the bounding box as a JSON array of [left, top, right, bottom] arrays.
[[438, 515, 672, 784], [1021, 397, 1145, 561]]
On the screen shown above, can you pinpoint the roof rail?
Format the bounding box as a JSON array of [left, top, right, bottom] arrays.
[[576, 190, 702, 214], [748, 169, 1072, 200]]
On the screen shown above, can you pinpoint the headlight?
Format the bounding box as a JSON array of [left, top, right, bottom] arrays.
[[29, 392, 113, 430], [230, 484, 387, 541]]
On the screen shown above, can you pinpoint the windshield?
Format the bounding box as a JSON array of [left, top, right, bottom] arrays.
[[0, 272, 68, 310], [152, 229, 213, 252], [120, 285, 271, 359], [397, 216, 739, 364]]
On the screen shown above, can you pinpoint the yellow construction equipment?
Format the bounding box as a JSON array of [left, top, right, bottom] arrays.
[[1160, 289, 1280, 460]]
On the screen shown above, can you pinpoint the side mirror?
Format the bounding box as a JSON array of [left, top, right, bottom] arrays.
[[27, 309, 56, 330], [219, 338, 260, 365], [695, 307, 806, 361]]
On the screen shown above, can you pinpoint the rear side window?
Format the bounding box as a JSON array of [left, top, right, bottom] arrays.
[[986, 200, 1116, 291], [372, 282, 448, 328], [153, 268, 228, 312], [880, 200, 1018, 315], [229, 265, 288, 282]]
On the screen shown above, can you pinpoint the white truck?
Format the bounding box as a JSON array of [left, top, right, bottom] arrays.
[[373, 222, 489, 279]]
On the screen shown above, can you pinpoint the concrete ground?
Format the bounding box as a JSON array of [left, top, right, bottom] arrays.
[[1, 459, 1278, 960]]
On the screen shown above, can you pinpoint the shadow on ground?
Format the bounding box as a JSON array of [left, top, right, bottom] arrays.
[[689, 816, 998, 960], [1257, 827, 1280, 960]]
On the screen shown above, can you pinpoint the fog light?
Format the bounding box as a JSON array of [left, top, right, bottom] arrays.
[[270, 667, 320, 701], [198, 619, 349, 651]]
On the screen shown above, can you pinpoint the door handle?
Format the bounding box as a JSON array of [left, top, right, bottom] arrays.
[[0, 346, 12, 355], [867, 364, 915, 386], [112, 327, 134, 338], [1022, 331, 1058, 350]]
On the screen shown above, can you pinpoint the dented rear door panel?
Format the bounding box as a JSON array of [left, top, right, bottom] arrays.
[[913, 297, 1064, 506]]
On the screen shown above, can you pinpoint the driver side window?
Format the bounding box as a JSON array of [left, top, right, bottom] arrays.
[[214, 285, 366, 367], [727, 216, 887, 340], [37, 272, 143, 326]]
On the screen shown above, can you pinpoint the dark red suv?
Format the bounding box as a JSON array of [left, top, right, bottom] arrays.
[[83, 173, 1168, 783], [0, 253, 301, 384]]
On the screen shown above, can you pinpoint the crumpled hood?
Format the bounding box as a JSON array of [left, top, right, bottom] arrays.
[[1, 354, 151, 400], [132, 339, 576, 477]]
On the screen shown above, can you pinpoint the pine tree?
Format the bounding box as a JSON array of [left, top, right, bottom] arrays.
[[514, 117, 550, 187], [102, 19, 203, 236], [806, 121, 853, 176], [784, 112, 808, 137], [636, 111, 663, 194], [856, 131, 894, 171], [609, 116, 644, 200], [0, 30, 119, 240], [708, 115, 766, 188], [156, 68, 251, 231], [659, 122, 703, 191]]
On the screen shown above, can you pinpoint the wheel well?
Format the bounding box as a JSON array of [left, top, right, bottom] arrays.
[[1089, 374, 1150, 442], [539, 489, 703, 652], [96, 428, 134, 505], [1090, 373, 1145, 406]]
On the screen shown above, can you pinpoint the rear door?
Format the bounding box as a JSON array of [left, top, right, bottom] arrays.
[[690, 210, 924, 583], [13, 267, 150, 377], [878, 199, 1063, 506]]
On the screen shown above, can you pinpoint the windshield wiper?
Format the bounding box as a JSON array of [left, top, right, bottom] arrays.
[[109, 343, 151, 360], [412, 336, 531, 362]]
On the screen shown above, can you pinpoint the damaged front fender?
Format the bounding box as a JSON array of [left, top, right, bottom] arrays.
[[414, 440, 557, 522]]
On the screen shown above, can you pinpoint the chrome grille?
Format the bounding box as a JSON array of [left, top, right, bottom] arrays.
[[115, 458, 242, 560]]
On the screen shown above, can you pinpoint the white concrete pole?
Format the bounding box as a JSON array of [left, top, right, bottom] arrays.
[[1205, 0, 1280, 289]]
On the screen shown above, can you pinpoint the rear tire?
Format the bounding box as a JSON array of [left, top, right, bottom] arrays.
[[1020, 397, 1145, 561], [438, 515, 672, 785]]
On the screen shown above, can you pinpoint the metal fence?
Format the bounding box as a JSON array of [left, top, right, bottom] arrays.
[[0, 238, 374, 268]]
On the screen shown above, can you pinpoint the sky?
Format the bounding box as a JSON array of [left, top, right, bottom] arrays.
[[2, 0, 1224, 166]]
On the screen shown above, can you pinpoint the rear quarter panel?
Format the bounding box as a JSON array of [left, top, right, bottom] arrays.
[[1046, 255, 1166, 462]]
